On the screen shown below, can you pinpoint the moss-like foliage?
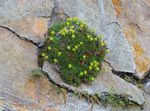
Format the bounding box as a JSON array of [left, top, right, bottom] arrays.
[[40, 17, 108, 86]]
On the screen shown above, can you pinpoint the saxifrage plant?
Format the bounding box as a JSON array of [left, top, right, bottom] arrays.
[[40, 17, 108, 86]]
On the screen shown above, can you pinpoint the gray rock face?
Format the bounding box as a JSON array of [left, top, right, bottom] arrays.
[[0, 27, 38, 102], [61, 0, 136, 73], [0, 0, 54, 24], [0, 0, 54, 43], [144, 82, 150, 95], [0, 0, 136, 73], [43, 61, 144, 105], [143, 93, 150, 111], [0, 0, 150, 110], [113, 0, 150, 78]]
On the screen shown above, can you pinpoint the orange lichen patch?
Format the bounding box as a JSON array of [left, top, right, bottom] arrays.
[[112, 0, 122, 16], [23, 79, 36, 100], [34, 77, 51, 106], [133, 42, 144, 56], [123, 25, 150, 77], [33, 18, 48, 37], [123, 25, 137, 42], [133, 42, 150, 74], [14, 105, 28, 111], [134, 55, 150, 75]]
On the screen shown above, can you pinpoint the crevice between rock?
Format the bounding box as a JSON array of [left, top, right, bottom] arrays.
[[0, 90, 38, 107], [0, 26, 40, 48], [41, 66, 141, 107]]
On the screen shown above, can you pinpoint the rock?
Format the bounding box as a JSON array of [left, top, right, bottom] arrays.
[[112, 0, 150, 78], [43, 61, 144, 105], [143, 93, 150, 111], [0, 27, 39, 102], [2, 17, 49, 44], [61, 0, 136, 73], [0, 0, 136, 73], [144, 82, 150, 95], [0, 98, 17, 111], [0, 0, 54, 43]]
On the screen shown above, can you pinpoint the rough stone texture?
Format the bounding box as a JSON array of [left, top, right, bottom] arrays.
[[2, 17, 49, 44], [143, 93, 150, 111], [112, 0, 150, 78], [43, 61, 144, 105], [0, 0, 150, 110], [0, 0, 54, 43], [0, 0, 136, 74], [61, 0, 136, 73], [144, 82, 150, 95], [0, 27, 38, 101]]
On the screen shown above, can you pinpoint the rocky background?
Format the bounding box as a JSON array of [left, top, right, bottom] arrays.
[[0, 0, 150, 111]]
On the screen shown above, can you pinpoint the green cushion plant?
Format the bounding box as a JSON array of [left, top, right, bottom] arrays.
[[40, 17, 108, 86]]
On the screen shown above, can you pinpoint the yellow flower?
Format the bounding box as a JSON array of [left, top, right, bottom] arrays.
[[51, 31, 55, 35], [90, 62, 94, 66], [58, 52, 62, 56], [79, 72, 84, 77], [41, 53, 46, 57], [96, 67, 100, 71], [71, 34, 75, 38], [80, 24, 84, 28], [67, 46, 71, 50], [73, 17, 79, 21], [68, 64, 72, 69], [66, 22, 70, 26], [99, 34, 104, 38], [70, 29, 75, 33], [94, 38, 98, 41], [94, 60, 99, 64], [101, 41, 105, 46], [80, 42, 83, 45], [89, 66, 92, 71], [106, 49, 109, 53], [64, 29, 68, 34], [75, 45, 78, 49], [87, 35, 90, 38], [84, 70, 87, 75], [45, 55, 49, 60], [48, 46, 51, 50], [92, 29, 96, 33], [72, 48, 76, 52], [90, 77, 95, 81], [78, 44, 81, 47], [49, 37, 54, 41], [90, 38, 94, 41], [76, 22, 79, 25], [54, 59, 58, 63], [70, 25, 74, 29], [83, 55, 86, 59]]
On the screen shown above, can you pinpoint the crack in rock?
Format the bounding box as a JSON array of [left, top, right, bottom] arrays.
[[0, 90, 38, 107], [42, 61, 144, 105], [0, 26, 40, 48]]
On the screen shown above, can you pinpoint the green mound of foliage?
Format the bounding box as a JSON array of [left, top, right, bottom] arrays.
[[40, 17, 108, 86]]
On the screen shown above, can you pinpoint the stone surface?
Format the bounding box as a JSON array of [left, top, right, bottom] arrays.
[[0, 27, 38, 101], [0, 0, 54, 43], [143, 93, 150, 111], [0, 0, 150, 110], [144, 82, 150, 95], [112, 0, 150, 78], [2, 17, 49, 44], [61, 0, 136, 73], [43, 61, 144, 105]]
